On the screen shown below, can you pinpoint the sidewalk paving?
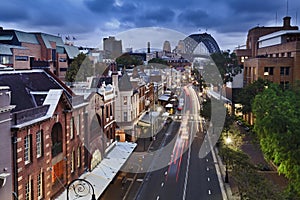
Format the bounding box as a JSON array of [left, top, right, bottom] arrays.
[[214, 126, 289, 200]]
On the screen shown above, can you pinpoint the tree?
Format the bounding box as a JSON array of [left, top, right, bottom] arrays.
[[148, 58, 168, 66], [237, 78, 269, 114], [211, 51, 241, 83], [65, 53, 94, 82], [115, 53, 143, 68], [253, 84, 300, 197]]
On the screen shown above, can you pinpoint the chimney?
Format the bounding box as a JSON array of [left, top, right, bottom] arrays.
[[283, 16, 291, 27], [0, 27, 3, 30]]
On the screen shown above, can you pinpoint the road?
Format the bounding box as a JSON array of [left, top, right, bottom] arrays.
[[136, 85, 223, 200]]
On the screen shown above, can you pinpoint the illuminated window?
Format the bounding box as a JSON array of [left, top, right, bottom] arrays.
[[25, 179, 32, 200], [36, 130, 43, 158], [70, 117, 74, 139], [77, 146, 81, 168], [24, 135, 31, 165], [37, 172, 43, 199], [124, 96, 127, 105], [71, 150, 75, 173]]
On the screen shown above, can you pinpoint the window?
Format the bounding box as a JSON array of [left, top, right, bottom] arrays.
[[25, 179, 32, 200], [77, 146, 81, 168], [124, 112, 128, 122], [36, 130, 43, 158], [280, 67, 290, 76], [110, 104, 113, 117], [124, 96, 127, 105], [285, 67, 290, 76], [70, 117, 74, 139], [15, 56, 28, 61], [264, 67, 274, 76], [0, 55, 13, 64], [37, 172, 43, 199], [280, 67, 284, 75], [71, 150, 75, 173], [269, 67, 274, 75], [76, 114, 80, 135], [24, 135, 31, 165], [59, 58, 67, 62]]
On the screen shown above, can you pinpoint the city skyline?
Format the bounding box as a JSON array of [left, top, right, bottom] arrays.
[[1, 0, 300, 51]]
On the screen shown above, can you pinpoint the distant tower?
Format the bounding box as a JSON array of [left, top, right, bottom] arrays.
[[177, 40, 185, 54], [147, 42, 150, 53], [163, 40, 171, 52], [103, 36, 122, 59]]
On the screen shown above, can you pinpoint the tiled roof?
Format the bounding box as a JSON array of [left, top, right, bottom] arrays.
[[64, 45, 79, 59], [0, 70, 72, 112], [0, 44, 27, 55], [118, 73, 133, 91], [40, 33, 64, 48], [15, 31, 39, 44]]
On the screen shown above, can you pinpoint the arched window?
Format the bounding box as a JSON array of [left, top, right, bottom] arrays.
[[51, 123, 63, 157]]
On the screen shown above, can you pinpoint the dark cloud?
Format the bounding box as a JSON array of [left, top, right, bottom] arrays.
[[0, 0, 300, 50], [135, 7, 176, 26]]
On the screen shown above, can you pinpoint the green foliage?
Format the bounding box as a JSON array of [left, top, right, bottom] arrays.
[[148, 58, 168, 66], [116, 53, 143, 68], [219, 129, 284, 200], [253, 84, 300, 197], [200, 97, 211, 121], [65, 53, 94, 82], [211, 51, 241, 83], [237, 78, 269, 114]]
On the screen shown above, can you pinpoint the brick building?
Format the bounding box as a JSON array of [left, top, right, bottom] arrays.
[[234, 16, 299, 86], [0, 69, 87, 199], [0, 28, 79, 80], [234, 16, 300, 124]]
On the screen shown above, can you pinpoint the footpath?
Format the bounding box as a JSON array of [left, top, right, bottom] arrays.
[[213, 125, 289, 200]]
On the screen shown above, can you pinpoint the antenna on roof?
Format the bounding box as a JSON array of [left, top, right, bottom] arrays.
[[296, 11, 298, 25], [276, 11, 278, 25], [286, 0, 289, 16]]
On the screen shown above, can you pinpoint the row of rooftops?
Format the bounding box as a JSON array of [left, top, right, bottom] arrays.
[[0, 29, 80, 59]]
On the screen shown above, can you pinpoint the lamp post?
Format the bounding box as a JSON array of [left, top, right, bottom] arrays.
[[67, 179, 96, 200], [224, 136, 232, 183]]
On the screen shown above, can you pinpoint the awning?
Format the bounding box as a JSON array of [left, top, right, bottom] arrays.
[[138, 111, 160, 126], [56, 142, 137, 200], [158, 94, 170, 101], [207, 89, 232, 104]]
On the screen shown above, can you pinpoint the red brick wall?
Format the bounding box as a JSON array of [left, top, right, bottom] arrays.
[[14, 98, 86, 200]]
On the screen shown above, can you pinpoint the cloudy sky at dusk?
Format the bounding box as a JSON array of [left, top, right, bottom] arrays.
[[1, 0, 300, 51]]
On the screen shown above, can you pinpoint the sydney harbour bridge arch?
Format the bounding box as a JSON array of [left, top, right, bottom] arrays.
[[183, 33, 221, 55]]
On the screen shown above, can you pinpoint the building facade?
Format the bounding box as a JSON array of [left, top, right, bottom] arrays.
[[0, 70, 87, 200], [0, 87, 14, 200]]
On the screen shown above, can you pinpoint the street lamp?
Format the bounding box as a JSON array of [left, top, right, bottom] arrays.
[[224, 136, 232, 183], [67, 179, 96, 200]]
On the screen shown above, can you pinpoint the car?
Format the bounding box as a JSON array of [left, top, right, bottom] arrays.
[[244, 126, 250, 131], [236, 120, 243, 126]]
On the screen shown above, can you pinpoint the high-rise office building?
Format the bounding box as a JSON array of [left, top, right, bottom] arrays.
[[103, 36, 122, 59]]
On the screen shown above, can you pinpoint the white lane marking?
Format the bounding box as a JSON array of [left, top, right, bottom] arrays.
[[206, 167, 209, 171], [156, 196, 160, 200], [207, 177, 210, 182], [208, 190, 211, 195], [165, 171, 168, 176], [206, 158, 209, 162], [182, 121, 194, 200], [161, 182, 164, 187]]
